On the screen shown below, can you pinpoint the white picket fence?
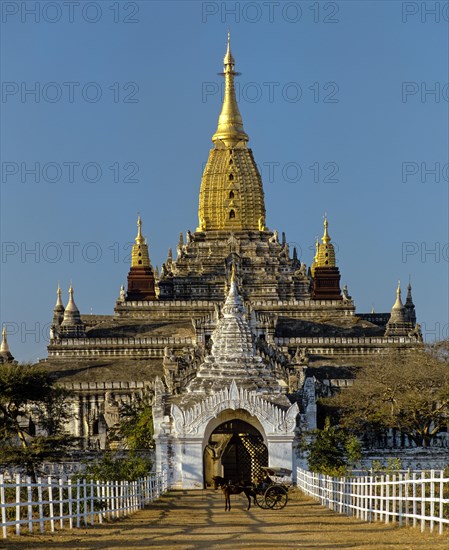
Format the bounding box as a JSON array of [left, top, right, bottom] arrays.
[[297, 467, 449, 535], [0, 472, 167, 539]]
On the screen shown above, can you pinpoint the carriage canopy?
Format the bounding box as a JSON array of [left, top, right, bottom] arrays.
[[261, 467, 292, 477]]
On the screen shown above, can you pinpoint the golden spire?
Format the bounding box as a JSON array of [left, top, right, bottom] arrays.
[[224, 30, 234, 64], [56, 282, 63, 308], [52, 282, 65, 325], [322, 215, 331, 244], [230, 262, 236, 283], [0, 326, 10, 354], [66, 284, 77, 312], [135, 213, 144, 245], [392, 280, 404, 310], [310, 238, 319, 277], [212, 32, 248, 147], [198, 35, 266, 231], [61, 284, 85, 334], [314, 238, 319, 259], [131, 214, 151, 268], [316, 216, 336, 268]]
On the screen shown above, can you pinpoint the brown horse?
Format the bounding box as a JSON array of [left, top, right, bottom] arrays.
[[212, 475, 256, 511]]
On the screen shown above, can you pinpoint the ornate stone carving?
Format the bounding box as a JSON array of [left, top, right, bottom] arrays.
[[104, 392, 120, 428], [171, 380, 299, 436]]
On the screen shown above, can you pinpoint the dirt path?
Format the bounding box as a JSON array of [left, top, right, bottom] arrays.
[[3, 489, 448, 549]]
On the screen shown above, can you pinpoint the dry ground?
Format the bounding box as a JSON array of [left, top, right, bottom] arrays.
[[2, 488, 448, 549]]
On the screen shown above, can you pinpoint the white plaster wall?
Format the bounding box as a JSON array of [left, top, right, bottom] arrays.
[[180, 438, 204, 489], [267, 435, 296, 472]]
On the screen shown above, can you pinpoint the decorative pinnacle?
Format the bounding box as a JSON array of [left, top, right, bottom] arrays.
[[392, 280, 404, 310], [67, 284, 75, 308], [222, 263, 245, 318], [322, 215, 331, 244], [135, 214, 144, 244], [63, 283, 83, 320], [56, 282, 64, 307], [224, 30, 234, 65], [314, 238, 319, 259], [406, 279, 414, 305], [212, 34, 248, 146], [0, 326, 10, 354], [131, 214, 151, 268]]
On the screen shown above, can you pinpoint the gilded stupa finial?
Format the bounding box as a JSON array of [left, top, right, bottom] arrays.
[[60, 282, 86, 336], [386, 279, 411, 336], [392, 280, 404, 310], [322, 214, 331, 244], [310, 237, 320, 277], [224, 30, 234, 65], [212, 34, 248, 147], [55, 282, 64, 308], [314, 216, 336, 269], [65, 283, 80, 314], [135, 213, 144, 245], [131, 215, 151, 268], [230, 263, 236, 283], [1, 326, 8, 351]]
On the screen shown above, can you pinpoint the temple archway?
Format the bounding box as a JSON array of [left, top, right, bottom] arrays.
[[157, 381, 299, 489], [204, 417, 268, 487]]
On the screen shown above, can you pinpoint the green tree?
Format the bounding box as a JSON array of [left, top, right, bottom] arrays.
[[0, 362, 76, 476], [78, 452, 153, 482], [325, 344, 449, 447], [370, 458, 403, 475], [300, 417, 361, 476], [93, 392, 155, 481], [108, 393, 154, 451]]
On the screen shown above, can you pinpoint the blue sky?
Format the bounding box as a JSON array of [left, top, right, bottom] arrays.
[[1, 1, 448, 362]]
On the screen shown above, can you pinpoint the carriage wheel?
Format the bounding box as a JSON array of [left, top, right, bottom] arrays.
[[255, 491, 271, 509], [265, 486, 288, 510]]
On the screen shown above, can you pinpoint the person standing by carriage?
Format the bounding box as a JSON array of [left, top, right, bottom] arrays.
[[258, 471, 273, 492]]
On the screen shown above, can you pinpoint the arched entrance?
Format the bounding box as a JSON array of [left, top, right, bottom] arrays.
[[163, 382, 299, 488], [204, 419, 268, 486]]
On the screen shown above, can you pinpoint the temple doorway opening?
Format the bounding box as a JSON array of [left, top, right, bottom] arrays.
[[204, 419, 268, 487]]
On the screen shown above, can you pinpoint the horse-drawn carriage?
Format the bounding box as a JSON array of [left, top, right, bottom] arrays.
[[254, 466, 291, 510], [213, 466, 292, 511]]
